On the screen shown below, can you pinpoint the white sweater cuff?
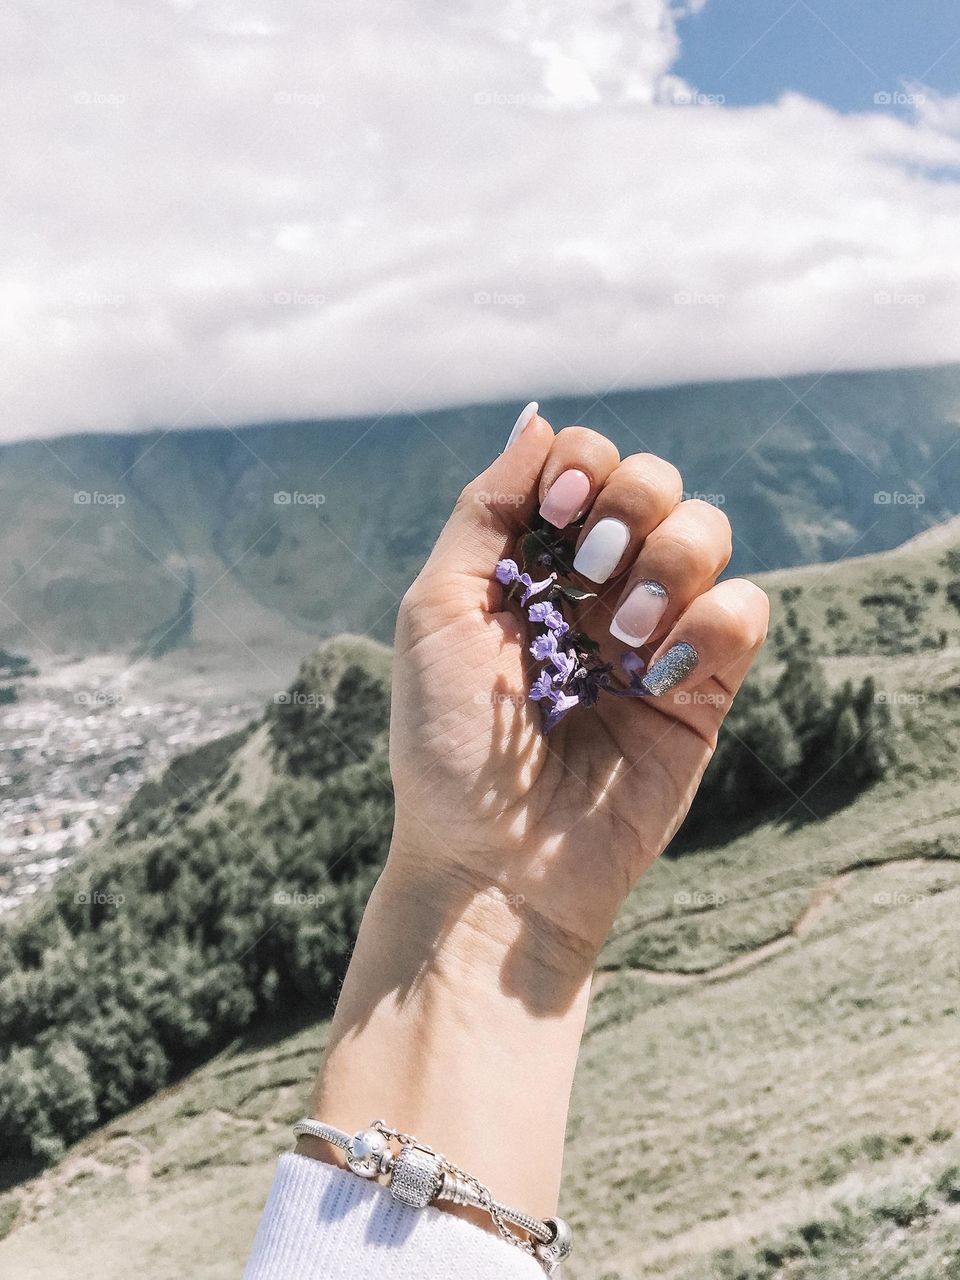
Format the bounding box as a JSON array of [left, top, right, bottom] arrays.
[[243, 1153, 547, 1280]]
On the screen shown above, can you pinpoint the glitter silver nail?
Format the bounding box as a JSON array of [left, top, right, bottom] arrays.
[[640, 641, 699, 696]]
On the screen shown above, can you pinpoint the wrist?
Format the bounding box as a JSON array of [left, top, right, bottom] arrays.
[[382, 827, 602, 993], [305, 839, 593, 1216]]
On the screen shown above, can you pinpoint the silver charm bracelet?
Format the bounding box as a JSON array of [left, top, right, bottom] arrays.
[[293, 1117, 573, 1273]]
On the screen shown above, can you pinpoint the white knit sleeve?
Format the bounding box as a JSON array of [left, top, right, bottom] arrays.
[[243, 1153, 547, 1280]]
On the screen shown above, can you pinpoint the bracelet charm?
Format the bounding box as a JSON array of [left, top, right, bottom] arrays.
[[345, 1127, 391, 1179], [293, 1117, 573, 1274], [390, 1144, 444, 1208]]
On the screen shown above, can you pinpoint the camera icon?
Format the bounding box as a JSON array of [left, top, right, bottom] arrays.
[[274, 491, 292, 505]]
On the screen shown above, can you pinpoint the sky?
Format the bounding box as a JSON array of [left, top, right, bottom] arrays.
[[2, 0, 960, 442]]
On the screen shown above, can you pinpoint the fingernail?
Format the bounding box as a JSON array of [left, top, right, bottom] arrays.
[[504, 401, 539, 450], [640, 642, 699, 696], [572, 518, 630, 583], [609, 580, 669, 646], [539, 469, 591, 528]]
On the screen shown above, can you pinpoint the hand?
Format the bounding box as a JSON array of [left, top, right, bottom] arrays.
[[306, 408, 768, 1223], [388, 409, 769, 970]]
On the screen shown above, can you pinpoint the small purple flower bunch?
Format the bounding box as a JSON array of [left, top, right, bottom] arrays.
[[495, 518, 648, 732]]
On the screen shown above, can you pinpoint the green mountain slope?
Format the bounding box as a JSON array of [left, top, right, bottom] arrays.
[[1, 363, 958, 658], [1, 523, 960, 1279]]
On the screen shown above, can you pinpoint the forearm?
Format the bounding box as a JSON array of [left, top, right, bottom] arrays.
[[299, 846, 593, 1217]]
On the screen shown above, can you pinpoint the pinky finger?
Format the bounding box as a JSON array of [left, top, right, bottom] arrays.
[[639, 578, 769, 717]]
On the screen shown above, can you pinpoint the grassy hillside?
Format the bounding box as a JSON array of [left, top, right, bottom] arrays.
[[1, 363, 959, 659], [1, 523, 960, 1278]]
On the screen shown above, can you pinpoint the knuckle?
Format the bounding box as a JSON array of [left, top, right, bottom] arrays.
[[661, 525, 720, 578], [680, 499, 732, 562], [714, 583, 769, 649], [454, 477, 490, 516], [625, 454, 684, 504], [555, 425, 619, 461], [682, 496, 730, 532]]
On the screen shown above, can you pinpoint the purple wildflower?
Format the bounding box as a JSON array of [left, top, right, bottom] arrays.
[[550, 648, 577, 684], [527, 601, 568, 635], [530, 631, 559, 663], [519, 572, 556, 605], [621, 651, 646, 680], [543, 689, 580, 732], [529, 669, 554, 702], [495, 558, 520, 585], [604, 651, 649, 698]]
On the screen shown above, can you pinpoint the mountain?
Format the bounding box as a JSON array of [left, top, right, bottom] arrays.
[[1, 520, 959, 1278], [1, 363, 958, 661]]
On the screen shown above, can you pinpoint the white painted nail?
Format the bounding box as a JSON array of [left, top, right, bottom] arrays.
[[573, 518, 631, 584], [504, 401, 539, 450]]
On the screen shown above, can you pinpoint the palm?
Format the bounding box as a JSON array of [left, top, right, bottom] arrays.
[[391, 582, 717, 951]]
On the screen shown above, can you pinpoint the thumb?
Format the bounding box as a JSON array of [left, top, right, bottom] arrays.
[[422, 407, 555, 587]]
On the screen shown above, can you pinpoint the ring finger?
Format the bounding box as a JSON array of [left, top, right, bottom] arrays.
[[608, 499, 732, 648]]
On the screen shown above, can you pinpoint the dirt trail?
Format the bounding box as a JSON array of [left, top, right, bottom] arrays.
[[592, 854, 958, 995]]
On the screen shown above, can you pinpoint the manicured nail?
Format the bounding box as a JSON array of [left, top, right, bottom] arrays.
[[572, 518, 630, 583], [609, 580, 669, 646], [539, 469, 591, 528], [504, 401, 539, 450], [641, 642, 699, 696]]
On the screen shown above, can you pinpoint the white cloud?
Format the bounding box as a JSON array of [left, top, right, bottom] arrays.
[[1, 0, 960, 441]]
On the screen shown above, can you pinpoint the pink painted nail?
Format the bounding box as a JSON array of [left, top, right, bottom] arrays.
[[539, 470, 592, 528], [609, 580, 669, 646]]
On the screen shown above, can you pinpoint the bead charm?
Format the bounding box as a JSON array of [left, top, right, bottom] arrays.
[[389, 1145, 444, 1208], [345, 1127, 390, 1178]]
